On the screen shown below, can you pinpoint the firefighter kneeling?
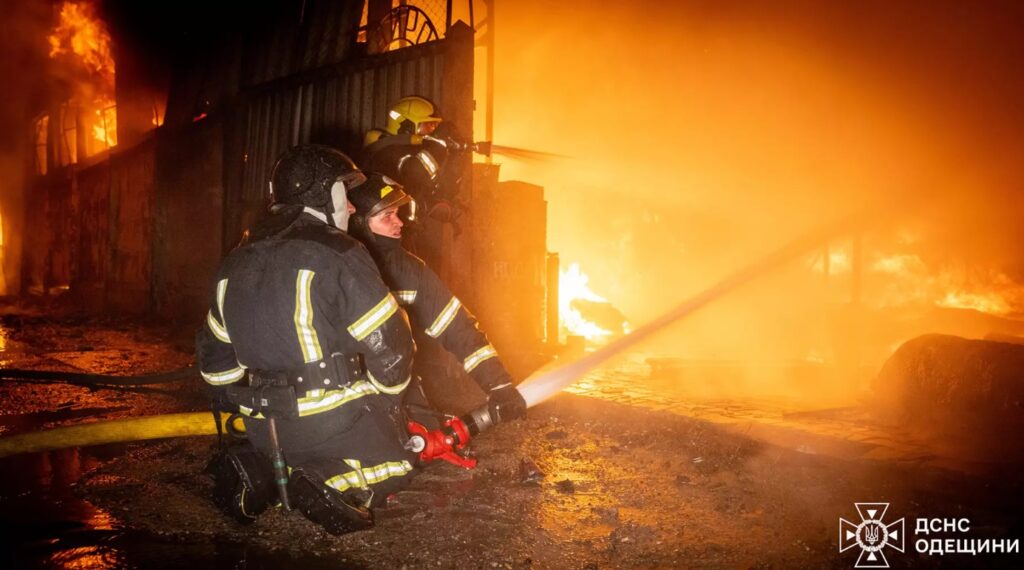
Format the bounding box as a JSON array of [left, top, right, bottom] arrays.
[[198, 145, 417, 535], [197, 145, 525, 536]]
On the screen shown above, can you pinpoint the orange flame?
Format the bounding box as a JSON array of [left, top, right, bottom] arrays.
[[48, 2, 113, 80], [48, 1, 117, 151], [559, 263, 612, 340], [869, 252, 1018, 316]]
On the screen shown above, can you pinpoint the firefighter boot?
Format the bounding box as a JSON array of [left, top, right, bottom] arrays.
[[287, 468, 375, 536], [205, 444, 277, 524]]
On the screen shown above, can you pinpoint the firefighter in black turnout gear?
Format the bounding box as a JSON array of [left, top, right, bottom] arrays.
[[196, 145, 417, 536], [347, 173, 528, 425]]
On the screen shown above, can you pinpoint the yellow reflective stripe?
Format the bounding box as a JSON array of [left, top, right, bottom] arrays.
[[206, 311, 230, 343], [348, 294, 399, 341], [294, 270, 323, 362], [296, 380, 379, 417], [324, 460, 414, 493], [201, 365, 246, 385], [464, 344, 497, 373], [238, 406, 262, 418], [206, 279, 231, 343], [426, 297, 461, 338], [395, 290, 417, 305], [238, 380, 380, 418], [216, 279, 229, 324], [367, 371, 410, 395], [343, 459, 370, 490]]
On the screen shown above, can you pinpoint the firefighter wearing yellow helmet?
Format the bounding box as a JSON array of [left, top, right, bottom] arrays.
[[362, 95, 464, 225], [386, 95, 442, 136]]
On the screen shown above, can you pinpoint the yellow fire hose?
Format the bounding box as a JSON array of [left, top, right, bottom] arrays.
[[0, 412, 243, 458]]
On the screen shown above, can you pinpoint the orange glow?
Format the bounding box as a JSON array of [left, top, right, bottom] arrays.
[[809, 249, 853, 274], [48, 2, 113, 79], [90, 101, 117, 146], [48, 1, 117, 153], [937, 290, 1011, 315], [560, 263, 612, 341], [871, 254, 926, 275], [868, 252, 1019, 317], [482, 2, 1024, 407], [0, 207, 5, 297], [152, 102, 165, 127]]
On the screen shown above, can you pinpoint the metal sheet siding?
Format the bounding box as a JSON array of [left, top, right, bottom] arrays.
[[230, 45, 449, 223]]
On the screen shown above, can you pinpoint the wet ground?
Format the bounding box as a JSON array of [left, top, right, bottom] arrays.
[[1, 298, 1023, 568]]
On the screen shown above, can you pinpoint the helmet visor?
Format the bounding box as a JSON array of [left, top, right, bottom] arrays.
[[368, 189, 413, 218], [336, 170, 368, 191], [416, 121, 440, 136]]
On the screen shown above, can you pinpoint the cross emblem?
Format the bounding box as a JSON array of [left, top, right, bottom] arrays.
[[839, 503, 905, 568]]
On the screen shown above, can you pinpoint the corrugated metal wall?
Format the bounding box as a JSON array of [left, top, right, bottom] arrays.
[[22, 13, 478, 324], [22, 140, 156, 312], [240, 0, 364, 88], [75, 163, 111, 310], [224, 31, 457, 250], [153, 119, 226, 320], [108, 141, 155, 313]]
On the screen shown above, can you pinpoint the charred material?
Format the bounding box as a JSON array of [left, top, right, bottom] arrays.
[[873, 334, 1024, 461]]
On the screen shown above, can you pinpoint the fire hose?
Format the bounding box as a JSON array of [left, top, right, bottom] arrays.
[[0, 364, 197, 387], [0, 210, 880, 464], [0, 411, 240, 458]]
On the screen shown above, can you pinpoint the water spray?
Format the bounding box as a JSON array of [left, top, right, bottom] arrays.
[[441, 137, 568, 162], [516, 211, 876, 408]]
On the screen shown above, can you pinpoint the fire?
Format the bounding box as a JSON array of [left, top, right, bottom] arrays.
[[48, 2, 114, 80], [91, 102, 117, 146], [937, 291, 1011, 315], [559, 263, 612, 340], [805, 243, 1022, 317], [869, 253, 1019, 317], [48, 1, 117, 152]]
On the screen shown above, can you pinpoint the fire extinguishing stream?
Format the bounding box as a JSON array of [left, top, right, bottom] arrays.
[[0, 209, 880, 458], [516, 210, 876, 408]]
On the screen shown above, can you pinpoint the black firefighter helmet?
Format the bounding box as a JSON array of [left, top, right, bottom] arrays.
[[347, 173, 413, 243], [349, 173, 413, 221], [269, 144, 367, 211]]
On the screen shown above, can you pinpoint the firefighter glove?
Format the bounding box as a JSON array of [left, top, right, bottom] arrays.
[[488, 384, 527, 424]]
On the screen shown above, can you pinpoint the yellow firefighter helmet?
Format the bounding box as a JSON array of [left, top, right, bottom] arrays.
[[386, 96, 442, 136]]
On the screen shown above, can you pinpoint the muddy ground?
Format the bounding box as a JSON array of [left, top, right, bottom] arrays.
[[2, 299, 1023, 569]]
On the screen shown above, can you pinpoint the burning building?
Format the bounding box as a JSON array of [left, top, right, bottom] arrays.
[[11, 0, 556, 382], [2, 1, 1024, 567]]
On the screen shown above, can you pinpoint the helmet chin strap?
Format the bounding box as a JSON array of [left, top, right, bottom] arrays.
[[330, 181, 351, 231]]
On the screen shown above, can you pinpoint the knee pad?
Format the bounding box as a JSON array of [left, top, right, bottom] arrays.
[[287, 469, 374, 536], [205, 445, 276, 524]]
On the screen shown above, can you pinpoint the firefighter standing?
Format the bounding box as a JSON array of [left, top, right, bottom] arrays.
[[196, 145, 416, 536], [347, 173, 527, 425]]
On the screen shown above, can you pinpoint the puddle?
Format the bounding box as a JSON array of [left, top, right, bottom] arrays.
[[0, 444, 367, 569]]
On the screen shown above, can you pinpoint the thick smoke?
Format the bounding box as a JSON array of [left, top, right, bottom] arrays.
[[486, 0, 1024, 399], [0, 0, 51, 295]]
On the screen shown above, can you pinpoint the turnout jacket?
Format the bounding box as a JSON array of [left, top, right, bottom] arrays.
[[363, 233, 514, 392], [197, 208, 415, 418], [362, 132, 462, 209]]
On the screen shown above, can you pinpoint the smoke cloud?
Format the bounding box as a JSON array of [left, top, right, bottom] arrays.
[[484, 0, 1024, 398], [0, 0, 51, 295]]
